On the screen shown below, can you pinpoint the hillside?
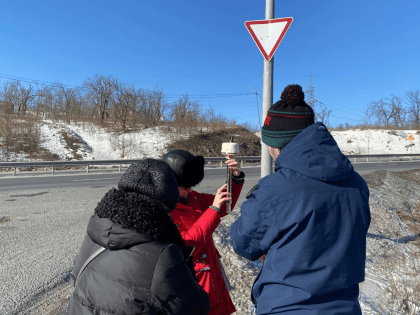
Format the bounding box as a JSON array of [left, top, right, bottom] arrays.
[[1, 121, 420, 162], [165, 126, 261, 158]]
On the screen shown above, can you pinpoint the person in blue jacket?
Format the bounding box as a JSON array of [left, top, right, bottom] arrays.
[[230, 84, 371, 315]]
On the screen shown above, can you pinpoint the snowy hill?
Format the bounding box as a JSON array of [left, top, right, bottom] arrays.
[[1, 121, 419, 162], [256, 129, 420, 155], [38, 122, 173, 161], [29, 123, 420, 160]]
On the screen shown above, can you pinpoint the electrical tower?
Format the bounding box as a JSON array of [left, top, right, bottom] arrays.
[[305, 75, 315, 109]]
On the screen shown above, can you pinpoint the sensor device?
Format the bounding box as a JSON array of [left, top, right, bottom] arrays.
[[221, 136, 239, 213]]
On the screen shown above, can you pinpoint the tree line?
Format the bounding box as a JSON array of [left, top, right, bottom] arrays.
[[0, 74, 236, 131], [1, 74, 419, 131], [363, 91, 420, 129]]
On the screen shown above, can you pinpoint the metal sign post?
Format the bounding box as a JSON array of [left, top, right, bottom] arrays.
[[261, 0, 275, 178], [365, 131, 372, 157], [245, 2, 293, 178]]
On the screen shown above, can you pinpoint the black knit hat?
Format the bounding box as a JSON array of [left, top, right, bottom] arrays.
[[161, 150, 205, 188], [261, 84, 315, 148], [118, 159, 179, 212]]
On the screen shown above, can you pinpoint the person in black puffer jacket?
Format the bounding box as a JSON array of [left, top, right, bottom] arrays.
[[67, 159, 210, 315]]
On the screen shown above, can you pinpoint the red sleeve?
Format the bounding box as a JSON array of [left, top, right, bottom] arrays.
[[179, 209, 221, 254]]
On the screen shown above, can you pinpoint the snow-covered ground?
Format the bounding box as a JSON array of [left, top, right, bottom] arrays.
[[255, 129, 420, 155], [330, 129, 420, 155], [38, 121, 175, 161], [2, 121, 420, 162]]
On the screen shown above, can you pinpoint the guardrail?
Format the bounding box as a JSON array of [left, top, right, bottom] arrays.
[[0, 157, 261, 176], [0, 154, 420, 176]]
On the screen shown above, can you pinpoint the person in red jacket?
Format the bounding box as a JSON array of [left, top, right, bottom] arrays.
[[162, 149, 244, 315]]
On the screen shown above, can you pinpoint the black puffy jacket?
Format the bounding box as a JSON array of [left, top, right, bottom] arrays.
[[68, 214, 210, 315]]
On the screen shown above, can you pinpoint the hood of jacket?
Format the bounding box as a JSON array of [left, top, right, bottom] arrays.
[[87, 214, 154, 250], [275, 122, 354, 182]]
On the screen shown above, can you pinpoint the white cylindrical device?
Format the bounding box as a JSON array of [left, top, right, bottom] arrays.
[[221, 142, 239, 155], [221, 137, 239, 214]]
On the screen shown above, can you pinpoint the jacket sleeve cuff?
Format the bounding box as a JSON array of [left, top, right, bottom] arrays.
[[232, 171, 245, 184]]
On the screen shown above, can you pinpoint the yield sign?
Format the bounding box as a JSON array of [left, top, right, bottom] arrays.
[[245, 17, 293, 61]]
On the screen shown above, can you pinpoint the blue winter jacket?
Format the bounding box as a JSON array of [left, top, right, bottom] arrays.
[[230, 122, 371, 315]]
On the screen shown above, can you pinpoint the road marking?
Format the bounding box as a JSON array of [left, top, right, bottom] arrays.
[[72, 178, 117, 182]]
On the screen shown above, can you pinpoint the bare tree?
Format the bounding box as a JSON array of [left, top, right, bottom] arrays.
[[0, 82, 15, 115], [0, 81, 34, 116], [315, 101, 332, 126], [144, 87, 167, 126], [128, 88, 146, 128], [204, 106, 216, 123], [14, 81, 34, 116], [170, 94, 200, 123], [113, 83, 139, 130], [370, 98, 395, 127], [84, 75, 117, 125], [53, 84, 79, 124], [35, 85, 55, 120], [389, 95, 406, 128], [363, 102, 375, 126], [406, 90, 420, 128]]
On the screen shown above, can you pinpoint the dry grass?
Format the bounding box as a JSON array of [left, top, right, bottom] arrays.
[[374, 249, 420, 314], [372, 201, 420, 314], [0, 114, 60, 161], [397, 203, 420, 237], [59, 130, 84, 160], [370, 208, 404, 238]]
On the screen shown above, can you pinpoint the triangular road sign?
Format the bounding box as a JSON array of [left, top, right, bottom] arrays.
[[407, 134, 415, 140], [245, 17, 293, 61]]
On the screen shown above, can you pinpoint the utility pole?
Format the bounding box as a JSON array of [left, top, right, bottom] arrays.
[[261, 0, 275, 178]]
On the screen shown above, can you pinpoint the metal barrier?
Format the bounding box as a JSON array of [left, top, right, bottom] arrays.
[[0, 154, 420, 176], [0, 157, 261, 176]]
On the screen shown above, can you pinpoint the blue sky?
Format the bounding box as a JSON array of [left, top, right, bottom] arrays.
[[1, 0, 419, 129]]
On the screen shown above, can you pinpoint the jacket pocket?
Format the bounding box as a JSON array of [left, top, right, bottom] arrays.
[[194, 262, 220, 309]]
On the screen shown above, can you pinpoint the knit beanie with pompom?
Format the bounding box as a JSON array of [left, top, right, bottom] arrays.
[[261, 84, 315, 149]]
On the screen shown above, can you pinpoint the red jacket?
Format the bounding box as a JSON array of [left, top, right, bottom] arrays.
[[169, 177, 244, 315]]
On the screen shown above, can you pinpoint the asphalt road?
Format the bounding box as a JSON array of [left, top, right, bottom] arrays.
[[1, 161, 420, 191]]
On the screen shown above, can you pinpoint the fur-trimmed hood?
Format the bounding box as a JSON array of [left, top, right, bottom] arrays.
[[91, 188, 186, 251]]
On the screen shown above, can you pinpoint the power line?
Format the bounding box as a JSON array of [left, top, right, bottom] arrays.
[[329, 115, 363, 122], [315, 96, 365, 118], [257, 88, 365, 119], [0, 73, 80, 89], [0, 73, 256, 99]]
